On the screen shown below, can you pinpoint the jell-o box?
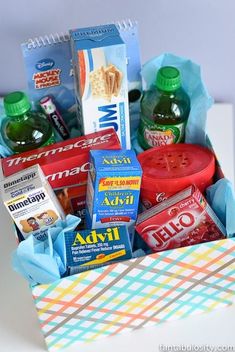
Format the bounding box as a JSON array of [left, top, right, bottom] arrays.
[[135, 185, 226, 252], [65, 226, 132, 274]]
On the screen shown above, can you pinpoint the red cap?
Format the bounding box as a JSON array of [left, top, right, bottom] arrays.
[[138, 144, 215, 199]]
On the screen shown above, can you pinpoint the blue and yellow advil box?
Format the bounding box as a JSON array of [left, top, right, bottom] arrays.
[[65, 226, 132, 274], [86, 149, 142, 239]]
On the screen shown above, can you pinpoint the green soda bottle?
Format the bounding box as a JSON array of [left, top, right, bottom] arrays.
[[2, 91, 55, 153], [138, 66, 190, 150]]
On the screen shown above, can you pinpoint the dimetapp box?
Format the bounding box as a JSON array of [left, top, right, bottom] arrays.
[[1, 129, 121, 224], [0, 165, 65, 241], [86, 149, 142, 238], [70, 24, 131, 149], [65, 226, 132, 275]]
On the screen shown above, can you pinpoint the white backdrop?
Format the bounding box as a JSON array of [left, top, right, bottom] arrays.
[[0, 0, 234, 107]]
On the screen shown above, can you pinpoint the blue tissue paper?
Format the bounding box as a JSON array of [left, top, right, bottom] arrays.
[[206, 178, 235, 238], [12, 215, 81, 286]]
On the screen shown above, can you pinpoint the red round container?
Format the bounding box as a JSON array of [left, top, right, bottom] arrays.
[[137, 144, 215, 209]]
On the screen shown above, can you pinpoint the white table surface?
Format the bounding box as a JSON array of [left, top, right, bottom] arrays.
[[0, 104, 235, 352]]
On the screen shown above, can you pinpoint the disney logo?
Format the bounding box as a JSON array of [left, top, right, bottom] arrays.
[[36, 58, 55, 71]]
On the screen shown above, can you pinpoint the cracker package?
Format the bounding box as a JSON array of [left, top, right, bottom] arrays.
[[0, 165, 65, 241], [70, 24, 131, 149]]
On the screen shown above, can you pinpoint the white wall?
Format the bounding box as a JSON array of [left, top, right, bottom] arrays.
[[0, 0, 234, 106]]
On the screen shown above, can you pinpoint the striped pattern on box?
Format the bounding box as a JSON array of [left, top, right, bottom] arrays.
[[32, 238, 235, 351]]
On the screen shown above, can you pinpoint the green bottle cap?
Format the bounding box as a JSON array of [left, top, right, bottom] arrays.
[[156, 66, 181, 92], [3, 91, 31, 117]]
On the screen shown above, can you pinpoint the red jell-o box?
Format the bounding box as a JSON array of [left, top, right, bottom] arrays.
[[135, 185, 226, 252]]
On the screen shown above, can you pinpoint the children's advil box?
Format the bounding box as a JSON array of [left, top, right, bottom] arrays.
[[86, 149, 142, 238], [70, 24, 131, 149]]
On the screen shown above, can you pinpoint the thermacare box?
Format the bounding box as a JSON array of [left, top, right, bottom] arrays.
[[2, 128, 120, 227]]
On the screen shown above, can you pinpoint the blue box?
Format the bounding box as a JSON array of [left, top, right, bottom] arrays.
[[21, 34, 79, 139], [65, 226, 132, 274], [86, 149, 142, 238]]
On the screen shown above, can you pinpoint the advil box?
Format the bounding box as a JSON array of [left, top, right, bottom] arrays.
[[86, 149, 142, 239], [1, 128, 121, 225], [70, 24, 131, 149], [65, 226, 132, 275]]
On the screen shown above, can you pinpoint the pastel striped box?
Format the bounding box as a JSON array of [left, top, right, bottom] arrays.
[[32, 237, 235, 351], [14, 137, 232, 350]]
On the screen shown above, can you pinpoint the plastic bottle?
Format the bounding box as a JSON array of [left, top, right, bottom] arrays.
[[1, 91, 55, 153], [138, 66, 190, 150]]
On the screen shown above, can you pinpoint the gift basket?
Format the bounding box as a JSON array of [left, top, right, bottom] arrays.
[[0, 20, 235, 352]]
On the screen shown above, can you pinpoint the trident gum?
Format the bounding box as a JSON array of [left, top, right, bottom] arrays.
[[0, 165, 65, 241], [135, 185, 226, 252], [65, 226, 132, 274], [70, 24, 131, 149], [86, 149, 142, 239], [1, 128, 121, 224]]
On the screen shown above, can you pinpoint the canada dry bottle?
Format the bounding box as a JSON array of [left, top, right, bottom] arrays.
[[138, 66, 190, 150], [1, 91, 55, 153]]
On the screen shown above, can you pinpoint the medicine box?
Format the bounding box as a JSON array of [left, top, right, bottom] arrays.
[[70, 24, 131, 149], [85, 149, 142, 238], [65, 226, 132, 275], [0, 164, 65, 241]]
